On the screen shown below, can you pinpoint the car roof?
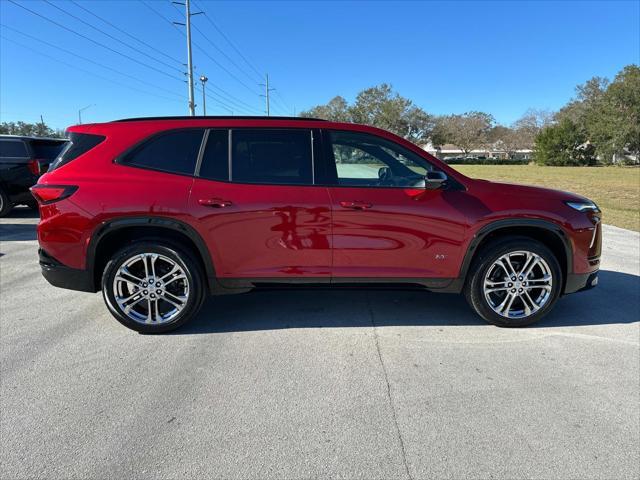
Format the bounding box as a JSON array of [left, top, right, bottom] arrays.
[[113, 116, 325, 123], [0, 134, 67, 142]]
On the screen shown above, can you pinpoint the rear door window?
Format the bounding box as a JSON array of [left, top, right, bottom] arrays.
[[122, 129, 204, 176], [230, 129, 313, 185], [0, 140, 29, 158]]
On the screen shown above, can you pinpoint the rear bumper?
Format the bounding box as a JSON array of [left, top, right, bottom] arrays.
[[39, 249, 96, 293], [564, 270, 599, 294]]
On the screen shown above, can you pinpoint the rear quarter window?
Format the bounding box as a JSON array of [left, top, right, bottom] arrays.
[[0, 140, 29, 158], [121, 129, 204, 176], [49, 133, 105, 171]]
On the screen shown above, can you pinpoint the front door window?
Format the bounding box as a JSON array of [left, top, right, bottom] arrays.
[[328, 130, 431, 188]]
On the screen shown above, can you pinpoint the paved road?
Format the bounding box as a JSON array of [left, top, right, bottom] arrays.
[[1, 208, 638, 479]]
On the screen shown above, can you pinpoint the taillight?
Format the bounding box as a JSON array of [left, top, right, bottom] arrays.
[[30, 185, 78, 205], [27, 159, 41, 176]]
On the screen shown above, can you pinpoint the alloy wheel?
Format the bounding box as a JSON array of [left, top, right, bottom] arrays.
[[483, 250, 553, 319], [112, 253, 190, 325]]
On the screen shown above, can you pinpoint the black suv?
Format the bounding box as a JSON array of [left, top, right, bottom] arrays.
[[0, 135, 68, 216]]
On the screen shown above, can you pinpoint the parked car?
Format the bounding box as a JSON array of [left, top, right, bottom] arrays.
[[0, 135, 68, 216], [31, 117, 601, 333]]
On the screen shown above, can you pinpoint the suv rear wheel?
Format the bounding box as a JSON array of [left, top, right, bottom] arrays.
[[465, 237, 562, 327], [0, 187, 12, 217], [101, 241, 205, 333]]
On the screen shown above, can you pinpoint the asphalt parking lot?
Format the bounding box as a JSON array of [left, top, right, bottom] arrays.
[[1, 208, 639, 479]]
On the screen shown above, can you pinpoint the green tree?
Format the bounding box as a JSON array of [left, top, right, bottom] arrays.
[[533, 118, 596, 166], [301, 96, 351, 122], [435, 111, 495, 155], [300, 84, 434, 144], [586, 65, 640, 163], [0, 120, 62, 138]]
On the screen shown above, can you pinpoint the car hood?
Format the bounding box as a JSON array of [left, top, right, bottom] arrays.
[[470, 178, 591, 203]]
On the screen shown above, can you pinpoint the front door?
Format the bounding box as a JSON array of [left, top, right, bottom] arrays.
[[188, 128, 332, 285], [324, 130, 468, 280]]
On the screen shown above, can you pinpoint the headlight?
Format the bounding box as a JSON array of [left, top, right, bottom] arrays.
[[565, 201, 600, 213]]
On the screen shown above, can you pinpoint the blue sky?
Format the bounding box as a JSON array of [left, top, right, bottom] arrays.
[[1, 0, 638, 129]]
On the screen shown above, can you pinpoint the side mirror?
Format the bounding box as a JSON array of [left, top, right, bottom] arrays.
[[424, 171, 448, 190]]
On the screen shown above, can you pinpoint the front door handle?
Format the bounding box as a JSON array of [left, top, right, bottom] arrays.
[[339, 200, 372, 210], [198, 198, 233, 208]]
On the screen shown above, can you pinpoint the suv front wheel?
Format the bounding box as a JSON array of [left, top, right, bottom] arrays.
[[102, 241, 205, 333], [465, 237, 562, 327]]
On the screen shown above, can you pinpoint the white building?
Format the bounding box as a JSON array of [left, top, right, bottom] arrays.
[[422, 141, 533, 161]]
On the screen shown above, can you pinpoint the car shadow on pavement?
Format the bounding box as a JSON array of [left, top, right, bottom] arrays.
[[175, 269, 639, 334]]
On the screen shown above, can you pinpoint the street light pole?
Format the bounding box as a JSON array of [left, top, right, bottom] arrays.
[[199, 75, 208, 115], [78, 104, 93, 124]]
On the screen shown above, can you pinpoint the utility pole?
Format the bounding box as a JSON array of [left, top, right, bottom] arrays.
[[185, 0, 195, 116], [260, 74, 275, 116], [199, 75, 208, 115], [173, 0, 202, 116]]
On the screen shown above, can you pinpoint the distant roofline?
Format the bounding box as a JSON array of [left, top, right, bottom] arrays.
[[113, 115, 326, 123]]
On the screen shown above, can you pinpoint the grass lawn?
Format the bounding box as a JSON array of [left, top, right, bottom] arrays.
[[453, 165, 640, 231]]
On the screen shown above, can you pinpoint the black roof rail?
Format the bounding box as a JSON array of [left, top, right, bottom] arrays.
[[113, 115, 327, 122]]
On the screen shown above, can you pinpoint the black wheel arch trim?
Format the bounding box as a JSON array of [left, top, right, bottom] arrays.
[[86, 216, 216, 291], [458, 218, 573, 286]]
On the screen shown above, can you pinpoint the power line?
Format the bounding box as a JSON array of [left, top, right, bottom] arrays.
[[7, 0, 185, 83], [274, 90, 291, 112], [141, 0, 185, 35], [1, 35, 183, 105], [189, 1, 289, 115], [42, 0, 183, 74], [169, 1, 262, 97], [68, 0, 183, 66], [142, 0, 262, 113], [191, 22, 261, 86], [192, 0, 263, 82], [0, 23, 185, 101]]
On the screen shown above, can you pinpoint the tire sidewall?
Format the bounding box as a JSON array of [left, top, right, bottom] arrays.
[[466, 238, 563, 327], [102, 241, 205, 333]]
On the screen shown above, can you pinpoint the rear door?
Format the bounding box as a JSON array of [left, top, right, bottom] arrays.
[[323, 129, 468, 281], [188, 128, 332, 285]]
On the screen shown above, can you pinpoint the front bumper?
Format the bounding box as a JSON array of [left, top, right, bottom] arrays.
[[564, 270, 599, 294], [39, 249, 96, 293]]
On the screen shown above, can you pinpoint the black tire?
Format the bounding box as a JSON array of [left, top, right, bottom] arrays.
[[464, 236, 562, 327], [0, 188, 12, 217], [102, 240, 206, 333]]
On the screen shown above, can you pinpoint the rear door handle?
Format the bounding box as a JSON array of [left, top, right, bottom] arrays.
[[339, 201, 372, 210], [198, 198, 233, 208]]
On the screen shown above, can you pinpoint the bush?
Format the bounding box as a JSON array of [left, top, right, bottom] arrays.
[[533, 118, 597, 166]]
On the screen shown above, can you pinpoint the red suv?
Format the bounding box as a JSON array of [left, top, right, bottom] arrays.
[[32, 117, 601, 333]]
